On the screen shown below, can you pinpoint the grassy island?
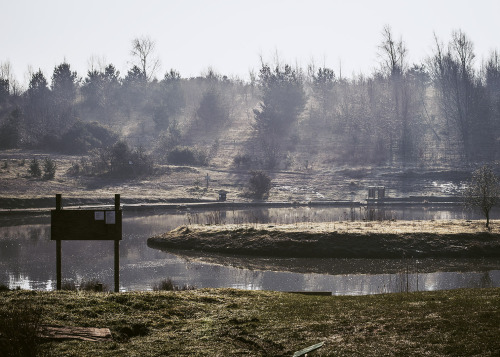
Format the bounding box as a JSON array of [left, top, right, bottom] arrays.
[[148, 220, 500, 259]]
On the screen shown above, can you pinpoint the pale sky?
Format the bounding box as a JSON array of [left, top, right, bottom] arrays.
[[1, 0, 499, 87]]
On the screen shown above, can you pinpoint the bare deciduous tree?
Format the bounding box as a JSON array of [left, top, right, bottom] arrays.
[[131, 36, 161, 81], [0, 61, 21, 95], [378, 25, 418, 164], [430, 30, 491, 162], [378, 25, 407, 76], [464, 165, 500, 228]]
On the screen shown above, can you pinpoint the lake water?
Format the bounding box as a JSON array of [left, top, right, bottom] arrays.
[[1, 206, 500, 295]]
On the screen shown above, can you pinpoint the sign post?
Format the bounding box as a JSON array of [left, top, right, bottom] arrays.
[[114, 194, 120, 293], [51, 194, 122, 292], [55, 194, 62, 290]]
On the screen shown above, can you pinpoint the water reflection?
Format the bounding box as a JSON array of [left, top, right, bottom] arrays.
[[1, 206, 500, 294]]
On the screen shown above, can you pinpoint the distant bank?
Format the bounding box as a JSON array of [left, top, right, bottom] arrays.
[[0, 195, 463, 213]]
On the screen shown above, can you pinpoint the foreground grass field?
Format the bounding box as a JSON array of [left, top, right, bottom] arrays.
[[1, 288, 500, 356]]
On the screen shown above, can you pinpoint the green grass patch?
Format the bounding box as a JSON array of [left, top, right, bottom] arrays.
[[1, 288, 499, 356]]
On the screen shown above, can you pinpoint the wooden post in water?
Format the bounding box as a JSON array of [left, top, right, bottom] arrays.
[[114, 194, 120, 292], [56, 194, 62, 290]]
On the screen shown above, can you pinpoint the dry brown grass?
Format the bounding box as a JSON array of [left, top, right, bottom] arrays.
[[177, 219, 499, 235]]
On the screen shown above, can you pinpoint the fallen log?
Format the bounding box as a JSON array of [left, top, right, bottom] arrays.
[[38, 326, 112, 342]]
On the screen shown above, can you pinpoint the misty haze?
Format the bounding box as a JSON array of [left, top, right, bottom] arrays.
[[1, 9, 500, 356]]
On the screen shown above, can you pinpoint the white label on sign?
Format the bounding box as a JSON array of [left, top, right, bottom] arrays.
[[105, 211, 116, 224], [94, 211, 104, 221]]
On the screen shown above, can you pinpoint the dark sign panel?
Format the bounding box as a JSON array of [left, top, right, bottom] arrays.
[[51, 210, 122, 241]]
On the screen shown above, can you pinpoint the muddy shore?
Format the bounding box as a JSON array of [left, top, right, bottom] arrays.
[[147, 220, 500, 259]]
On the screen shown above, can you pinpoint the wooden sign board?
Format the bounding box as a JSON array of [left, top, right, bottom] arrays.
[[51, 210, 122, 241], [52, 194, 122, 292]]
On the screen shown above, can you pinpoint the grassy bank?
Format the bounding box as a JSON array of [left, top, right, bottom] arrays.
[[148, 220, 500, 259], [1, 288, 499, 356]]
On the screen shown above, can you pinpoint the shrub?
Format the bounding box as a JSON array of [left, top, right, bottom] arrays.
[[233, 153, 253, 169], [67, 161, 81, 176], [247, 170, 272, 200], [40, 120, 118, 154], [152, 278, 195, 291], [109, 141, 132, 174], [109, 142, 154, 177], [27, 158, 41, 178], [69, 141, 154, 178], [152, 278, 175, 291], [42, 157, 56, 180], [154, 122, 181, 155], [79, 279, 107, 292], [86, 149, 111, 175], [61, 281, 77, 291], [167, 146, 208, 166]]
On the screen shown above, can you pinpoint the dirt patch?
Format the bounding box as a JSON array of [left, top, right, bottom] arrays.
[[147, 220, 500, 259]]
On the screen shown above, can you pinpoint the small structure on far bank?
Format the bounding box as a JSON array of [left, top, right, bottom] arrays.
[[218, 190, 228, 202], [367, 186, 385, 203]]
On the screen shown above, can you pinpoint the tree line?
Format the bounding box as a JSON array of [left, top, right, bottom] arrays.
[[1, 28, 500, 171]]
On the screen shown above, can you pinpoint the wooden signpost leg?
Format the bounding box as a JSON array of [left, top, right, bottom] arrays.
[[56, 194, 62, 290], [114, 194, 120, 292], [114, 240, 119, 292], [56, 240, 61, 290]]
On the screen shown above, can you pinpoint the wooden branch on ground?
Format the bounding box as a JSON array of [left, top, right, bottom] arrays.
[[38, 326, 112, 342]]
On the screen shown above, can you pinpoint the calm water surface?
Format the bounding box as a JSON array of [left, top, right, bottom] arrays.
[[1, 206, 500, 295]]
